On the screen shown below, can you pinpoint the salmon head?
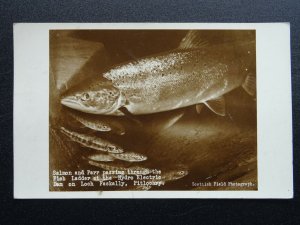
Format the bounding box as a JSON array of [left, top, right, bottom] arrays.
[[61, 81, 126, 115]]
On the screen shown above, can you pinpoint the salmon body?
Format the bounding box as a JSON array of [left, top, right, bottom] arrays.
[[103, 46, 251, 115], [61, 31, 255, 116]]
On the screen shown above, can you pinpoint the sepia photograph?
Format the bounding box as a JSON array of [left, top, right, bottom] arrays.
[[49, 29, 257, 191]]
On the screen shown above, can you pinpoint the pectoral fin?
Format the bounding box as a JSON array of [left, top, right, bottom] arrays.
[[242, 73, 256, 96], [118, 107, 143, 127], [204, 96, 226, 116]]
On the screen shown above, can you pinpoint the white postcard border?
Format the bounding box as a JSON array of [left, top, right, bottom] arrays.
[[14, 23, 293, 198]]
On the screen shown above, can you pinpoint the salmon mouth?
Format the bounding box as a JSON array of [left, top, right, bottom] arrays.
[[60, 95, 103, 114], [61, 96, 85, 112]]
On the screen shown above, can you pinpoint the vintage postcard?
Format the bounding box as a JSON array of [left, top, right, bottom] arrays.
[[14, 23, 293, 198]]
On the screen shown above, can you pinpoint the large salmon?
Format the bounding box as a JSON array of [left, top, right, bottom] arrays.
[[61, 31, 255, 116]]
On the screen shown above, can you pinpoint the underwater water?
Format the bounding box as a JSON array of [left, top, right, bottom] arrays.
[[49, 30, 257, 191]]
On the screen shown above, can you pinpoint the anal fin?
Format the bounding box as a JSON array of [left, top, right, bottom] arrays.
[[242, 73, 256, 96], [196, 104, 204, 114], [204, 96, 226, 116]]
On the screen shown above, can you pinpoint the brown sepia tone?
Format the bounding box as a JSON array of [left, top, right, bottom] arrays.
[[49, 30, 257, 191]]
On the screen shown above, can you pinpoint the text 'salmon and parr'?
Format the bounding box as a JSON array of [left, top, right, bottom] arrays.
[[49, 30, 257, 191]]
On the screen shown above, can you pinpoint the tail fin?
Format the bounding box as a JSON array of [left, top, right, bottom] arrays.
[[242, 73, 256, 96]]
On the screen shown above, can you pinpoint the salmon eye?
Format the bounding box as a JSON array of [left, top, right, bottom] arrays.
[[102, 125, 109, 130], [81, 93, 90, 101]]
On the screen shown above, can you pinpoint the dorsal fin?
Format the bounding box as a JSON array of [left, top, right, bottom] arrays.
[[178, 31, 209, 50]]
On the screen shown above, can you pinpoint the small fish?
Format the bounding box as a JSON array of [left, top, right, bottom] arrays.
[[87, 160, 151, 175], [87, 153, 115, 162], [87, 160, 128, 172], [69, 111, 125, 135], [69, 111, 111, 132], [60, 126, 123, 153], [110, 152, 147, 162], [61, 31, 255, 117], [161, 168, 189, 182]]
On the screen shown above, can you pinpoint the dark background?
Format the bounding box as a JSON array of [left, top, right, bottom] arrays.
[[0, 0, 299, 224]]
